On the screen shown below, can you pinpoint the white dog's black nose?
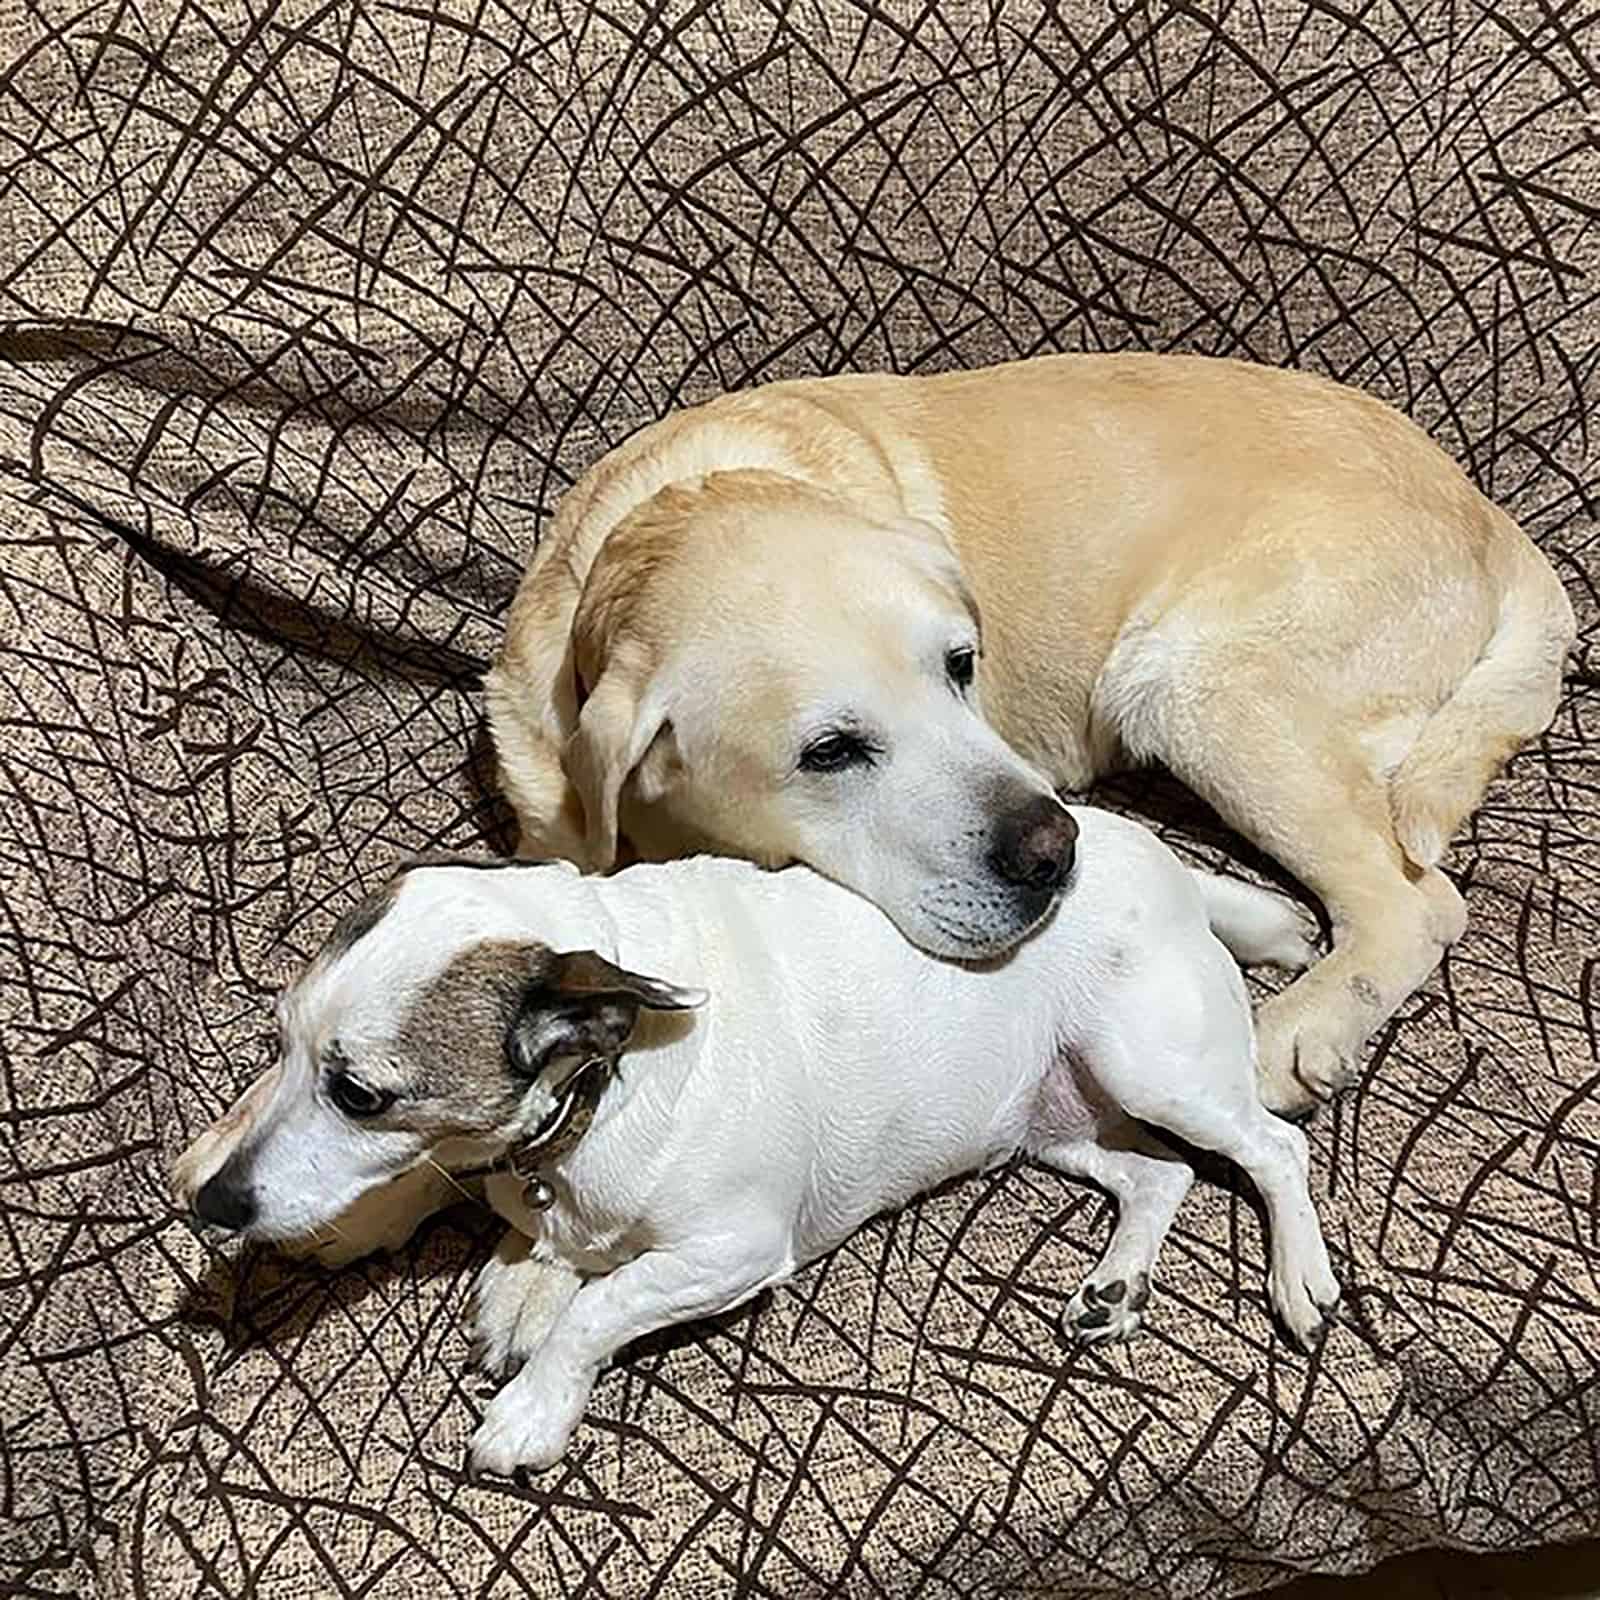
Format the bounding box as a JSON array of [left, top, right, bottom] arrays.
[[991, 798, 1078, 895], [194, 1173, 257, 1231]]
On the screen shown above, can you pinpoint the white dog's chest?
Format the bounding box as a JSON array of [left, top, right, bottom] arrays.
[[480, 1177, 624, 1260], [485, 1162, 656, 1272]]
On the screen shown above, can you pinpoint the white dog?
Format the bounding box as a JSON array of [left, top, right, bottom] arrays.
[[172, 809, 1340, 1475]]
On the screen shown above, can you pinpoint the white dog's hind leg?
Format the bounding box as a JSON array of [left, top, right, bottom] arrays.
[[469, 1231, 793, 1475], [1034, 1123, 1194, 1346], [1086, 952, 1342, 1351], [1190, 872, 1319, 971], [470, 1230, 582, 1378], [1239, 1114, 1343, 1349]]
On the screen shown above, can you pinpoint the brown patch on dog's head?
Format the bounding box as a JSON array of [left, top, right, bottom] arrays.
[[392, 939, 548, 1114], [389, 938, 705, 1121]]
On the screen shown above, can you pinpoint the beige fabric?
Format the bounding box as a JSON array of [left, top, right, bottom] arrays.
[[0, 2, 1595, 1595]]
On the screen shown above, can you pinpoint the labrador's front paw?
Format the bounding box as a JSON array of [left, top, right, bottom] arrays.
[[469, 1361, 593, 1476], [1255, 993, 1364, 1118]]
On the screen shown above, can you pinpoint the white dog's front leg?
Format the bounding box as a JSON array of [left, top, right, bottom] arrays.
[[469, 1236, 791, 1475], [471, 1230, 581, 1377]]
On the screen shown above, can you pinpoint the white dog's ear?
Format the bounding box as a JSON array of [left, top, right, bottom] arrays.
[[504, 949, 706, 1080], [562, 668, 675, 872], [545, 949, 706, 1011]]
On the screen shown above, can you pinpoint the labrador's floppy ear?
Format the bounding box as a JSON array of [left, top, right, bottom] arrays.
[[504, 948, 706, 1082], [560, 663, 674, 873]]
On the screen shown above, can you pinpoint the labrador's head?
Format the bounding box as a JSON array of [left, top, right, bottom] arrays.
[[563, 472, 1077, 959], [170, 861, 703, 1243]]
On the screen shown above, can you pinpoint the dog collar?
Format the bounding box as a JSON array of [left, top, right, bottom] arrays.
[[449, 1055, 612, 1211]]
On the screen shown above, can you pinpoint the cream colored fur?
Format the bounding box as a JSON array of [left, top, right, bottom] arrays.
[[485, 354, 1574, 1114]]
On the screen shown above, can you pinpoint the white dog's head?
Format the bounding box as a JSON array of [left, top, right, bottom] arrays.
[[560, 472, 1077, 959], [171, 861, 702, 1243]]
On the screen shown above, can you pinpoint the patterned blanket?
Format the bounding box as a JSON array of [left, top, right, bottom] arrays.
[[2, 2, 1596, 1595]]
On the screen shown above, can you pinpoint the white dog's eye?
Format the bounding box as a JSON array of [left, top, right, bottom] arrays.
[[798, 730, 876, 774], [945, 646, 977, 691], [327, 1069, 397, 1119]]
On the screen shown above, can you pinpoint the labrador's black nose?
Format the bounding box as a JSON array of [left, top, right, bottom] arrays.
[[194, 1173, 257, 1231], [990, 797, 1078, 894]]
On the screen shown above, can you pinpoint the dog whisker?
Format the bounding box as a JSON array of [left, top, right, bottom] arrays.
[[427, 1155, 477, 1205]]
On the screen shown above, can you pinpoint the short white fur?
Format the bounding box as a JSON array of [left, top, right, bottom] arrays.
[[174, 812, 1340, 1476]]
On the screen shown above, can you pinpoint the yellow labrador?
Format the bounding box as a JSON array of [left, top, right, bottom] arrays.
[[486, 354, 1574, 1115]]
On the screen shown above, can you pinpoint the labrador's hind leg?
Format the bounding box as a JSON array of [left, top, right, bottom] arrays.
[[1034, 1122, 1195, 1346], [1161, 712, 1461, 1115]]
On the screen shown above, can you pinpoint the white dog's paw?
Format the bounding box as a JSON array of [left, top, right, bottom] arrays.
[[471, 1235, 581, 1378], [1262, 904, 1321, 973], [468, 1364, 591, 1477], [1269, 1255, 1342, 1354], [1256, 999, 1363, 1119], [1059, 1271, 1150, 1347]]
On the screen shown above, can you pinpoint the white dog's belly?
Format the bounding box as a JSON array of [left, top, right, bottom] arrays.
[[1023, 1054, 1103, 1149], [771, 1061, 1046, 1271]]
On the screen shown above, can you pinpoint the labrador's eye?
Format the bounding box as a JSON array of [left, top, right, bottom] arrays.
[[798, 731, 876, 773], [327, 1070, 395, 1119], [945, 646, 977, 691]]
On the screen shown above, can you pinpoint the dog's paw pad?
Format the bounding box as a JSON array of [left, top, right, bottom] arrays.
[[1060, 1276, 1145, 1346]]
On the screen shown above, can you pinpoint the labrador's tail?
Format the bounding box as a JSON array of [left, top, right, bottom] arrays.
[[1388, 524, 1574, 869]]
